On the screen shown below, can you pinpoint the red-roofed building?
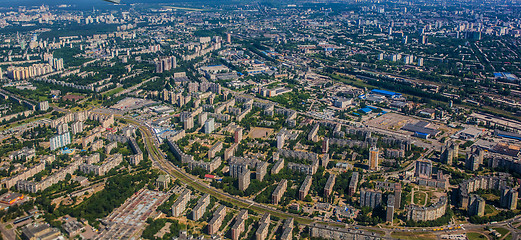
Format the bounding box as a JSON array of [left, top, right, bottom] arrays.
[[62, 94, 85, 102]]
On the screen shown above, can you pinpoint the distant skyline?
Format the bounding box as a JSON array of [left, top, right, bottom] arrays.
[[0, 0, 194, 8]]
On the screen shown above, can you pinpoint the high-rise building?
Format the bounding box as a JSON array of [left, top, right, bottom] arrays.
[[49, 132, 71, 151], [172, 189, 191, 217], [322, 138, 329, 154], [52, 58, 64, 70], [465, 153, 480, 171], [369, 146, 379, 171], [256, 214, 270, 240], [378, 52, 384, 61], [441, 141, 458, 165], [207, 206, 226, 235], [71, 121, 84, 135], [256, 161, 268, 181], [407, 196, 447, 221], [386, 195, 395, 224], [56, 123, 69, 135], [230, 163, 248, 178], [348, 172, 359, 196], [272, 179, 287, 204], [468, 194, 485, 216], [227, 33, 232, 44], [199, 112, 208, 126], [38, 101, 49, 111], [204, 118, 215, 134], [7, 66, 30, 80], [394, 183, 402, 209], [231, 210, 248, 240], [500, 187, 518, 210], [187, 82, 199, 93], [324, 174, 336, 198], [155, 56, 176, 73], [421, 35, 427, 44], [280, 218, 293, 240], [209, 83, 221, 95], [403, 55, 414, 64], [415, 160, 432, 178], [180, 112, 194, 130], [238, 169, 250, 191], [308, 124, 320, 142], [277, 132, 285, 149], [191, 194, 210, 221], [360, 189, 383, 208], [299, 175, 312, 200], [234, 128, 243, 143], [467, 147, 483, 170]]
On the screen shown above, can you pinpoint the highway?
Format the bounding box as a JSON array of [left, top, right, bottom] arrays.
[[127, 118, 322, 223], [13, 96, 512, 240], [121, 116, 391, 238], [123, 114, 521, 239], [0, 72, 516, 239]]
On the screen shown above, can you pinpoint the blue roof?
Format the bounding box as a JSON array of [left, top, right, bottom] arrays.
[[415, 132, 430, 136], [359, 108, 373, 114], [498, 133, 521, 141], [371, 89, 402, 97]]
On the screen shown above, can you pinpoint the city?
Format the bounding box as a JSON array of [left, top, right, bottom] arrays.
[[0, 0, 519, 239]]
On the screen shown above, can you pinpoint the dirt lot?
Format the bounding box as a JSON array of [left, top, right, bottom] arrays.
[[366, 112, 412, 131], [366, 112, 459, 138], [248, 127, 274, 139]]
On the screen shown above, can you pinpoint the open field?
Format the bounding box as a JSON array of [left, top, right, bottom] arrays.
[[102, 87, 124, 97], [391, 232, 437, 240], [466, 232, 488, 240], [249, 127, 274, 139]]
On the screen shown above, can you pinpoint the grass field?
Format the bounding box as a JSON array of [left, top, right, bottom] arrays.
[[413, 191, 426, 206], [493, 227, 510, 237], [102, 87, 124, 97], [484, 204, 498, 216], [391, 232, 436, 240], [466, 232, 487, 240], [0, 113, 50, 131], [366, 229, 385, 235]]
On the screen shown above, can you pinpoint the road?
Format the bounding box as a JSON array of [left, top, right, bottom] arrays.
[[128, 114, 521, 240], [0, 69, 517, 239], [74, 101, 521, 240], [123, 114, 518, 239], [120, 116, 390, 238], [0, 222, 16, 240]]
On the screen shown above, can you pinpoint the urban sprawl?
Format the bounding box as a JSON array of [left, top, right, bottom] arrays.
[[0, 0, 520, 240]]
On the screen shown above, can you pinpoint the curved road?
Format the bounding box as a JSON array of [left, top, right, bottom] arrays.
[[88, 109, 521, 239], [122, 116, 389, 238]]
